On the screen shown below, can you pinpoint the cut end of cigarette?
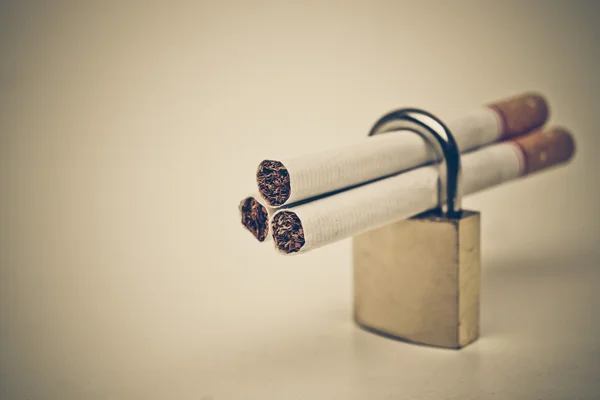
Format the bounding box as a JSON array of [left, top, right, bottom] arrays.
[[488, 92, 550, 138], [512, 127, 576, 175], [257, 160, 291, 207], [271, 211, 305, 254], [239, 196, 270, 242]]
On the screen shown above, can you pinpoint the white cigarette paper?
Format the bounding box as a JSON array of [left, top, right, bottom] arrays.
[[270, 126, 575, 254], [256, 93, 549, 207], [260, 108, 500, 206], [272, 142, 524, 254]]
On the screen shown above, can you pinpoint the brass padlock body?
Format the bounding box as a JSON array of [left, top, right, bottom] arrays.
[[353, 209, 481, 349]]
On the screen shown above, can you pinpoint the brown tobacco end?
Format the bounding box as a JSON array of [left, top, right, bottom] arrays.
[[256, 160, 291, 207], [271, 211, 305, 254], [488, 92, 550, 138], [511, 127, 576, 175], [240, 196, 270, 242]]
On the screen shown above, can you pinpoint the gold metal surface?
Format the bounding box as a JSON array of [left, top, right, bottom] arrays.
[[353, 210, 481, 349]]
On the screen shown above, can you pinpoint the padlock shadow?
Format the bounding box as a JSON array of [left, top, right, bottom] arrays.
[[197, 246, 600, 388], [478, 246, 600, 340]]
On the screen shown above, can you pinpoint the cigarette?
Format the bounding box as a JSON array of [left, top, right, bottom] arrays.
[[271, 127, 575, 254], [257, 92, 549, 207], [238, 194, 275, 242]]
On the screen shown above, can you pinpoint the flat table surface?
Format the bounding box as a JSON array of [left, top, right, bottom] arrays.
[[5, 236, 599, 400], [1, 2, 599, 399]]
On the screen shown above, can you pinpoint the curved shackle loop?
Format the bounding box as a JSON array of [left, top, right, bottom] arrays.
[[368, 108, 462, 218]]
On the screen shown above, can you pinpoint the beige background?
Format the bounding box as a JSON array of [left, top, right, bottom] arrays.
[[1, 1, 599, 399]]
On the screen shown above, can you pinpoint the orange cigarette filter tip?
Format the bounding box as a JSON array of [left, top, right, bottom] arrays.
[[512, 127, 576, 176], [488, 92, 550, 138]]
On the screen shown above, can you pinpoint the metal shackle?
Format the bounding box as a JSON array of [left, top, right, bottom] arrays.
[[368, 108, 463, 218]]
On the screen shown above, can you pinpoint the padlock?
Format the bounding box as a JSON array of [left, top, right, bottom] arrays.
[[353, 109, 481, 349]]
